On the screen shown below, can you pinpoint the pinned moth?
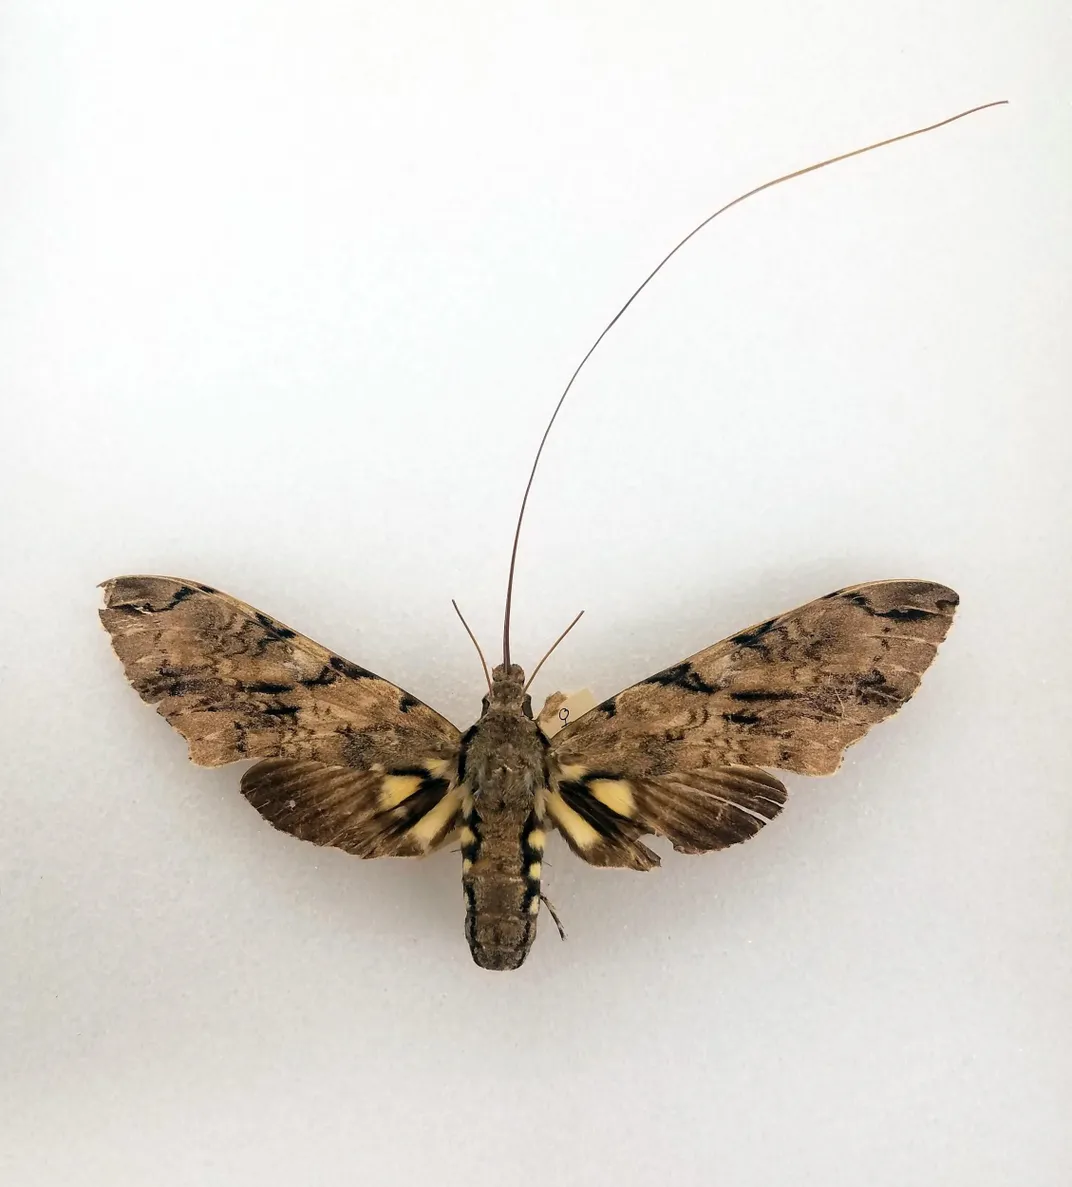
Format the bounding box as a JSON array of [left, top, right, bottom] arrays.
[[100, 103, 1001, 971]]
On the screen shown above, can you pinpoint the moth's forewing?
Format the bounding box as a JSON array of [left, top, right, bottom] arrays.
[[100, 575, 464, 856], [542, 580, 957, 864]]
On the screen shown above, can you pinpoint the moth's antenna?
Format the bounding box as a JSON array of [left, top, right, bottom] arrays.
[[500, 99, 1008, 666], [523, 610, 585, 692], [452, 599, 493, 691]]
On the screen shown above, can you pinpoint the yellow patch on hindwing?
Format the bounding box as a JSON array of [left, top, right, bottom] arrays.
[[379, 759, 453, 809], [407, 791, 463, 850], [544, 790, 601, 852], [378, 774, 422, 808], [587, 778, 636, 818], [375, 760, 463, 853]]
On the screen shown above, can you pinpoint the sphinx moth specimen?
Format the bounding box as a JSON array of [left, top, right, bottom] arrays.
[[100, 577, 957, 969], [101, 103, 1001, 969]]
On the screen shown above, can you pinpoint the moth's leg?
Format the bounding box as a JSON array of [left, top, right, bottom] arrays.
[[435, 825, 464, 854], [540, 893, 567, 941]]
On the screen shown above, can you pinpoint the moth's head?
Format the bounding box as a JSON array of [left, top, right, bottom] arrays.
[[482, 663, 532, 718]]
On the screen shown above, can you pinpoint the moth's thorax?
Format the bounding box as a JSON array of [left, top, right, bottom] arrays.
[[465, 665, 544, 799], [465, 701, 546, 805]]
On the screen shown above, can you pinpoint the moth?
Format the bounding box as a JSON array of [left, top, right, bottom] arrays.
[[100, 103, 1000, 971]]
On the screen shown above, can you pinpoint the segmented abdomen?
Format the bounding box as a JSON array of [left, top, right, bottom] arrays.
[[461, 805, 545, 972]]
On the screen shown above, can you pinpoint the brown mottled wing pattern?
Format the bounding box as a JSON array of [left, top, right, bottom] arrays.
[[99, 576, 464, 857], [239, 758, 463, 858], [544, 580, 957, 868]]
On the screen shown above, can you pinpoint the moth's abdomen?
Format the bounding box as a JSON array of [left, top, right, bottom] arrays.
[[461, 807, 544, 972]]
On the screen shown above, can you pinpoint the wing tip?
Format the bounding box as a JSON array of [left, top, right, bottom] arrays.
[[828, 579, 960, 635], [99, 573, 214, 597], [841, 578, 959, 606], [903, 579, 959, 613]]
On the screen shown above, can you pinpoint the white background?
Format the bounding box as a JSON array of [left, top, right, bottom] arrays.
[[2, 3, 1069, 1185]]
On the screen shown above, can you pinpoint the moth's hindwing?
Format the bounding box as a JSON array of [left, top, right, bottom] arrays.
[[241, 757, 463, 858], [543, 763, 787, 868], [543, 580, 957, 866]]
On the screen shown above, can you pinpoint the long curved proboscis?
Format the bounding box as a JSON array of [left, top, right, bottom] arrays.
[[500, 99, 1007, 667]]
